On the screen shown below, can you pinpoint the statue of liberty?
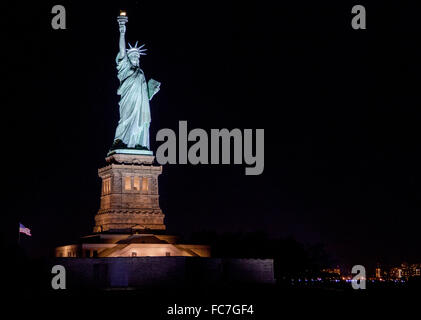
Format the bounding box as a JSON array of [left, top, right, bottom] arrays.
[[111, 13, 160, 151]]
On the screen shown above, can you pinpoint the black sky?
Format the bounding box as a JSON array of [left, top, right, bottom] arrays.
[[2, 1, 421, 268]]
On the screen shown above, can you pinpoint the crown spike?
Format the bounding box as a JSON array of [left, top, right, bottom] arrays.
[[126, 41, 148, 56]]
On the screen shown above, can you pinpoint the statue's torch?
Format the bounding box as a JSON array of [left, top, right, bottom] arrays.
[[118, 10, 128, 24]]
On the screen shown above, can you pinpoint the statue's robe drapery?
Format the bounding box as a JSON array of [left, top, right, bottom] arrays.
[[114, 52, 158, 149]]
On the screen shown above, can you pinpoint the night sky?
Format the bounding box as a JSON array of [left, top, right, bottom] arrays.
[[2, 1, 421, 269]]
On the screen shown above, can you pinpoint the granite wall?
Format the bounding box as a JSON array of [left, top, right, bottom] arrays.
[[50, 257, 275, 289]]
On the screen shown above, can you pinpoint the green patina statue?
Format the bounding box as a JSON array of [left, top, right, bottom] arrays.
[[111, 13, 160, 151]]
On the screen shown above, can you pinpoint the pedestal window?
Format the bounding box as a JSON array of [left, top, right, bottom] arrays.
[[133, 177, 140, 190], [142, 177, 149, 191], [124, 176, 131, 190]]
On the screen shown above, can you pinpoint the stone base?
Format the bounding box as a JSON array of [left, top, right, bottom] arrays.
[[55, 233, 210, 258], [106, 152, 155, 165], [94, 211, 166, 233], [48, 257, 275, 288], [95, 152, 165, 233]]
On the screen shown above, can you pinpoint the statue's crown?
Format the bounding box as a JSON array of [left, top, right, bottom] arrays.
[[126, 41, 147, 56]]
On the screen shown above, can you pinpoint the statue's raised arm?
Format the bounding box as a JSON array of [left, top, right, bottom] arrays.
[[117, 15, 128, 58]]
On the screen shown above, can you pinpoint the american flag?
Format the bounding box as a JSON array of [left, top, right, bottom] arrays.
[[19, 223, 31, 236]]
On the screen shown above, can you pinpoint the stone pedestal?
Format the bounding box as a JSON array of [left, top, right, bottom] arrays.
[[55, 150, 211, 258], [93, 151, 166, 232]]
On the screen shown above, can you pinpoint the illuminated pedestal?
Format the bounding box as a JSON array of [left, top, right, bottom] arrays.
[[94, 152, 165, 233], [56, 151, 210, 258], [55, 233, 210, 258]]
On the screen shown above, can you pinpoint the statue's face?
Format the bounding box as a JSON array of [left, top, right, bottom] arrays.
[[128, 53, 140, 67]]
